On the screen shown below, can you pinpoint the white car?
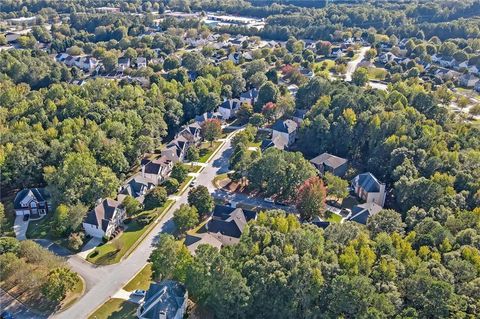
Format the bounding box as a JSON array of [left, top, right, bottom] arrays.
[[264, 197, 275, 203]]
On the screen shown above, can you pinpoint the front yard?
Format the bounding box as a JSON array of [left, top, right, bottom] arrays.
[[88, 298, 137, 319], [123, 264, 153, 291], [87, 200, 174, 265], [325, 211, 343, 223], [198, 141, 222, 163]]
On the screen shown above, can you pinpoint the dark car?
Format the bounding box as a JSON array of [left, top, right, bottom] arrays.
[[1, 311, 14, 319], [23, 214, 30, 221]]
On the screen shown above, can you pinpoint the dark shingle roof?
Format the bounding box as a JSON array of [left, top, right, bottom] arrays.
[[84, 198, 122, 231], [207, 205, 257, 239], [348, 202, 383, 224], [310, 153, 348, 169], [272, 119, 298, 134], [140, 281, 186, 319], [13, 188, 50, 210], [352, 172, 382, 193]]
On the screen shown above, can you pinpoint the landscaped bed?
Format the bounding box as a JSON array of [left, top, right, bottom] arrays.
[[88, 298, 137, 319], [87, 200, 174, 265]]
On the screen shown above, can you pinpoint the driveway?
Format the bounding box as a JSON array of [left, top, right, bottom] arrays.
[[54, 130, 240, 319], [76, 237, 102, 260], [13, 216, 28, 240], [345, 46, 370, 82]]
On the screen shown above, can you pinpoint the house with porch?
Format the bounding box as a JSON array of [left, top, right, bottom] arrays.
[[13, 188, 51, 217], [83, 198, 126, 238], [218, 99, 241, 120]]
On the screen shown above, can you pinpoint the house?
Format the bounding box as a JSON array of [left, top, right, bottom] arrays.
[[117, 57, 131, 72], [205, 205, 257, 244], [468, 65, 479, 75], [299, 67, 314, 78], [239, 88, 258, 105], [218, 99, 241, 120], [177, 122, 202, 144], [271, 119, 298, 149], [310, 153, 348, 177], [13, 188, 51, 217], [55, 53, 69, 62], [136, 57, 147, 68], [351, 172, 386, 207], [459, 74, 479, 88], [292, 109, 307, 124], [117, 174, 155, 203], [83, 198, 126, 238], [137, 281, 188, 319], [186, 205, 257, 254], [194, 111, 223, 124], [73, 56, 99, 72], [140, 156, 174, 184], [330, 47, 343, 59], [161, 136, 190, 163], [348, 202, 383, 224], [228, 52, 242, 64]]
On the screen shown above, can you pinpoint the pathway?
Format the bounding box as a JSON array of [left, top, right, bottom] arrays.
[[13, 216, 28, 240]]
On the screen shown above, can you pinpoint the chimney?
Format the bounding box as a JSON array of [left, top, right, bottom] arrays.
[[159, 311, 167, 319]]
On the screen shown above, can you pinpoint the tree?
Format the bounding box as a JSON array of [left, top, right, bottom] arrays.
[[173, 204, 199, 233], [0, 203, 5, 234], [182, 51, 206, 72], [365, 48, 377, 60], [316, 40, 332, 56], [42, 268, 79, 302], [188, 186, 214, 217], [236, 102, 254, 123], [164, 178, 179, 195], [144, 186, 168, 210], [123, 195, 142, 216], [367, 209, 405, 237], [352, 67, 369, 86], [249, 113, 265, 127], [52, 204, 69, 236], [324, 173, 349, 201], [201, 119, 222, 146], [186, 146, 199, 162], [150, 234, 192, 281], [67, 232, 84, 251], [171, 163, 188, 183], [256, 81, 279, 110], [296, 176, 327, 221]]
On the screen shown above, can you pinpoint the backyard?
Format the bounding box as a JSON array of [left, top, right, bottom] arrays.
[[87, 200, 174, 265]]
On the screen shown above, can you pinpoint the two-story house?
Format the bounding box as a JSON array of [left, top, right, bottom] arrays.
[[83, 198, 126, 238], [351, 172, 386, 207], [117, 174, 155, 204], [239, 88, 258, 105], [218, 99, 242, 120], [271, 119, 298, 150], [136, 280, 188, 319], [310, 153, 348, 177], [13, 188, 51, 217], [140, 156, 174, 184]]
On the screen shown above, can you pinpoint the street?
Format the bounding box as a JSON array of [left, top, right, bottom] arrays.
[[345, 46, 370, 82], [53, 132, 238, 319]]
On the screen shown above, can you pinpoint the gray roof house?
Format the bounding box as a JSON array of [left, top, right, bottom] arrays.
[[118, 174, 155, 203], [239, 88, 258, 104], [83, 198, 126, 238], [310, 153, 348, 177], [351, 172, 386, 207], [271, 119, 298, 149], [137, 281, 188, 319], [348, 202, 383, 224], [13, 188, 51, 217]]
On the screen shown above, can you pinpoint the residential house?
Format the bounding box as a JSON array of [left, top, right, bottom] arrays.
[[475, 80, 480, 93], [55, 53, 69, 63], [218, 99, 241, 120], [330, 47, 344, 60], [117, 174, 155, 203], [161, 136, 191, 163], [351, 172, 386, 207], [136, 57, 147, 68], [194, 111, 223, 124], [468, 65, 479, 75], [137, 281, 188, 319], [310, 153, 348, 177], [177, 122, 202, 144], [83, 198, 126, 238], [459, 74, 479, 88], [186, 205, 257, 254], [348, 202, 383, 224], [292, 109, 307, 124], [117, 57, 131, 72], [75, 56, 99, 72], [299, 67, 314, 78], [140, 156, 174, 184], [271, 119, 298, 149], [13, 188, 51, 217], [239, 88, 258, 105]]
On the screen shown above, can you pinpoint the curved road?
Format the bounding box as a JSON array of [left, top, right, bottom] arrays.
[[55, 134, 237, 319], [345, 46, 370, 82]]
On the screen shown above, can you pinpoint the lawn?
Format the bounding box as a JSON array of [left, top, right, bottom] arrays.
[[176, 176, 194, 194], [182, 163, 203, 173], [325, 211, 343, 223], [87, 200, 174, 265], [123, 264, 153, 292], [212, 173, 230, 188], [367, 67, 387, 80], [26, 213, 53, 239], [88, 298, 137, 319], [314, 59, 336, 72], [198, 141, 222, 163]]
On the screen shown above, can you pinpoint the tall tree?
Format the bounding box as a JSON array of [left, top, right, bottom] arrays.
[[296, 176, 327, 221]]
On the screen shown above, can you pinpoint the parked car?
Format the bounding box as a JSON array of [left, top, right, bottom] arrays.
[[264, 197, 275, 203], [23, 214, 30, 221], [132, 289, 146, 297]]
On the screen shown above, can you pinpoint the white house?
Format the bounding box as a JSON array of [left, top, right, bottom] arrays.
[[351, 172, 386, 207], [218, 99, 241, 120], [140, 156, 173, 184], [83, 198, 126, 238], [136, 57, 147, 68], [459, 74, 479, 88], [271, 119, 298, 150], [13, 188, 51, 217]]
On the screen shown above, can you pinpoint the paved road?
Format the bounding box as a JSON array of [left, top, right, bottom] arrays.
[[345, 46, 370, 82], [54, 131, 238, 319]]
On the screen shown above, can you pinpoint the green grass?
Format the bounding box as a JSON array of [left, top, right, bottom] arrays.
[[26, 214, 53, 239], [176, 176, 194, 195], [325, 211, 343, 223], [198, 141, 222, 163], [367, 67, 387, 80], [87, 201, 174, 265], [182, 163, 202, 173], [61, 277, 85, 310], [88, 298, 137, 319], [212, 173, 230, 188], [123, 264, 153, 292], [314, 59, 336, 72]]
